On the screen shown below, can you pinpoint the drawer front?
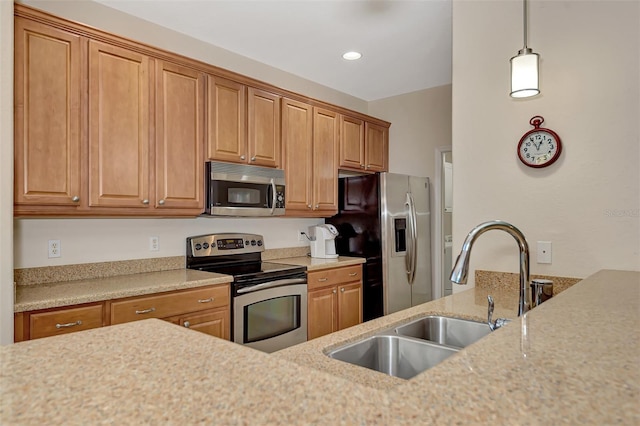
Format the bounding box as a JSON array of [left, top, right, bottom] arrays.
[[30, 304, 104, 340], [307, 265, 362, 290], [111, 285, 230, 325]]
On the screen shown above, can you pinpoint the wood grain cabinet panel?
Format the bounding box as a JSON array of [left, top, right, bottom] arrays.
[[282, 102, 338, 217], [155, 61, 205, 211], [307, 265, 363, 340], [282, 98, 313, 213], [248, 87, 281, 168], [176, 309, 230, 340], [207, 76, 246, 163], [110, 285, 229, 325], [339, 115, 365, 171], [364, 122, 389, 172], [28, 303, 105, 340], [14, 17, 82, 208], [88, 40, 150, 208]]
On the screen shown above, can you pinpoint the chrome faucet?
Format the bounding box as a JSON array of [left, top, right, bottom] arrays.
[[450, 220, 531, 317]]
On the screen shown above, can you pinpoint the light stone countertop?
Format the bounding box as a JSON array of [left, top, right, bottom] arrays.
[[14, 269, 232, 312], [2, 270, 638, 424], [275, 255, 366, 270]]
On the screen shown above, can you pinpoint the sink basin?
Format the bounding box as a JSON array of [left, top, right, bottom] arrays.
[[327, 335, 458, 380], [394, 315, 491, 348]]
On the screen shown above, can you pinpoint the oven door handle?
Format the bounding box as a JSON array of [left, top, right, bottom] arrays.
[[236, 278, 306, 294], [270, 178, 276, 216]]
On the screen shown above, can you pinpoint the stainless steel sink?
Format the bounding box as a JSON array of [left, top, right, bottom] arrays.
[[395, 315, 491, 348], [327, 335, 458, 380]]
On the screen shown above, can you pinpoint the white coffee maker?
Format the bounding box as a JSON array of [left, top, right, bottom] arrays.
[[308, 224, 339, 259]]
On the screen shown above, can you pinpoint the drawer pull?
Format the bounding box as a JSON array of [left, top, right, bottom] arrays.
[[317, 278, 328, 282], [198, 298, 214, 303], [56, 320, 82, 329], [135, 307, 156, 315], [348, 272, 358, 276]]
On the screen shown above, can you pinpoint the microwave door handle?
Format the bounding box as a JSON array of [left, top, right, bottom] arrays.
[[236, 278, 306, 294], [270, 178, 276, 215]]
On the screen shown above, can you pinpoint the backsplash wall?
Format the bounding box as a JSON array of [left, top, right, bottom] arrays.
[[14, 217, 322, 269]]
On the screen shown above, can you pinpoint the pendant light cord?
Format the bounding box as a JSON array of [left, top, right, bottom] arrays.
[[523, 0, 528, 49]]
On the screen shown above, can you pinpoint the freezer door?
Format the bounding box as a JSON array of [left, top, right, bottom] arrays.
[[408, 176, 432, 307], [381, 173, 412, 315]]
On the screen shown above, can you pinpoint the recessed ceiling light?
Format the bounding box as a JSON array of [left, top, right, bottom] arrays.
[[342, 51, 362, 61]]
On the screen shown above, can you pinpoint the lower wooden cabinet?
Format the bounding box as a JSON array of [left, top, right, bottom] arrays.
[[307, 265, 363, 340], [15, 302, 106, 342], [15, 283, 231, 342]]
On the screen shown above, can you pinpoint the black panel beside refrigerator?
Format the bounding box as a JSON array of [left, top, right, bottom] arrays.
[[327, 174, 384, 321]]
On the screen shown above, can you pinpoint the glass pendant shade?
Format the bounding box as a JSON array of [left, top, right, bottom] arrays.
[[510, 49, 539, 98]]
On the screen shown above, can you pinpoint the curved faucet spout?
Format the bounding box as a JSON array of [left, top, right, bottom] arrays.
[[449, 220, 531, 316]]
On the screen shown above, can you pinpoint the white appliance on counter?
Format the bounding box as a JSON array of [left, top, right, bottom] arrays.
[[308, 224, 339, 259]]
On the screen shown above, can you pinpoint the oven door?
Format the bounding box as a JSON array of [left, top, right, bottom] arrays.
[[233, 281, 307, 353]]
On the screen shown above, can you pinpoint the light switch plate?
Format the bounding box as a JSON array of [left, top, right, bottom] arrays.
[[537, 241, 552, 264]]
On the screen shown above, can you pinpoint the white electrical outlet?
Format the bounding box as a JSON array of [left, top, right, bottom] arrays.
[[149, 236, 159, 251], [297, 230, 306, 242], [537, 241, 552, 264], [48, 240, 61, 258]]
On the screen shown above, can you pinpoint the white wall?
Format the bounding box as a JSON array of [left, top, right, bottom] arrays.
[[0, 0, 15, 345], [369, 85, 452, 179], [451, 0, 640, 289]]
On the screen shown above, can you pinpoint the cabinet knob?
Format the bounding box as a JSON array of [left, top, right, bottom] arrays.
[[240, 155, 246, 160], [307, 204, 312, 209], [142, 199, 149, 205], [250, 156, 256, 162], [365, 164, 371, 169], [332, 289, 337, 294], [315, 204, 319, 209], [341, 287, 345, 292], [184, 321, 190, 328], [71, 196, 80, 202], [360, 164, 365, 169]]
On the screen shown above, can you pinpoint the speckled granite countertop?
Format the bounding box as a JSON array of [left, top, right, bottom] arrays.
[[14, 269, 232, 312], [2, 270, 638, 424], [14, 256, 364, 313]]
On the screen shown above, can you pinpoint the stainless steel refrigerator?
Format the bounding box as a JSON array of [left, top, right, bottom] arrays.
[[327, 173, 432, 320]]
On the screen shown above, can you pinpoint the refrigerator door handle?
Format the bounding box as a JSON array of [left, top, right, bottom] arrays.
[[405, 192, 417, 284]]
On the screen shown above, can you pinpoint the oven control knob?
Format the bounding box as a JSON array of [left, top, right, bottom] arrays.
[[245, 240, 250, 247], [251, 240, 256, 246], [195, 243, 202, 250], [257, 240, 263, 246], [202, 243, 209, 249]]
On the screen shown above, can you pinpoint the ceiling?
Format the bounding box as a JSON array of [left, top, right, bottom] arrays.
[[94, 0, 452, 101]]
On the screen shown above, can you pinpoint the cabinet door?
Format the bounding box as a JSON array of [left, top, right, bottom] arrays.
[[364, 122, 389, 172], [180, 309, 230, 340], [88, 40, 150, 208], [282, 98, 313, 215], [14, 18, 82, 207], [339, 115, 365, 171], [156, 61, 205, 211], [207, 76, 246, 163], [338, 282, 363, 331], [29, 303, 104, 340], [312, 107, 339, 215], [308, 286, 337, 340], [248, 88, 281, 168]]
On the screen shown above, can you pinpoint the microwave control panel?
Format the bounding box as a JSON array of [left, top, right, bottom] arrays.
[[275, 185, 285, 208]]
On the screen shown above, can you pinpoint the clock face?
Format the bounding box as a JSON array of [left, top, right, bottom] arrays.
[[518, 130, 561, 168]]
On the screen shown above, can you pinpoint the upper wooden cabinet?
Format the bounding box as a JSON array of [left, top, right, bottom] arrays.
[[14, 17, 82, 208], [155, 61, 205, 212], [206, 76, 246, 163], [207, 79, 281, 168], [282, 99, 338, 217], [339, 115, 389, 173], [247, 87, 281, 168], [88, 40, 150, 209]]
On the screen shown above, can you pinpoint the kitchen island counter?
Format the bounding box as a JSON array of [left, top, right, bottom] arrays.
[[2, 270, 638, 424]]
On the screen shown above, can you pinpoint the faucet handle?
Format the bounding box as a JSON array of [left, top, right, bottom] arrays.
[[487, 295, 510, 331]]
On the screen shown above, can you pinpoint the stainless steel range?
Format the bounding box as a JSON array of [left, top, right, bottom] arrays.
[[186, 233, 307, 353]]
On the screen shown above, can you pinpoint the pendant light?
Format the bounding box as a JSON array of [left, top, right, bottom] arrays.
[[510, 0, 540, 98]]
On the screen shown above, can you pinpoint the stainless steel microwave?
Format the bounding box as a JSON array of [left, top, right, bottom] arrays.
[[204, 161, 285, 217]]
